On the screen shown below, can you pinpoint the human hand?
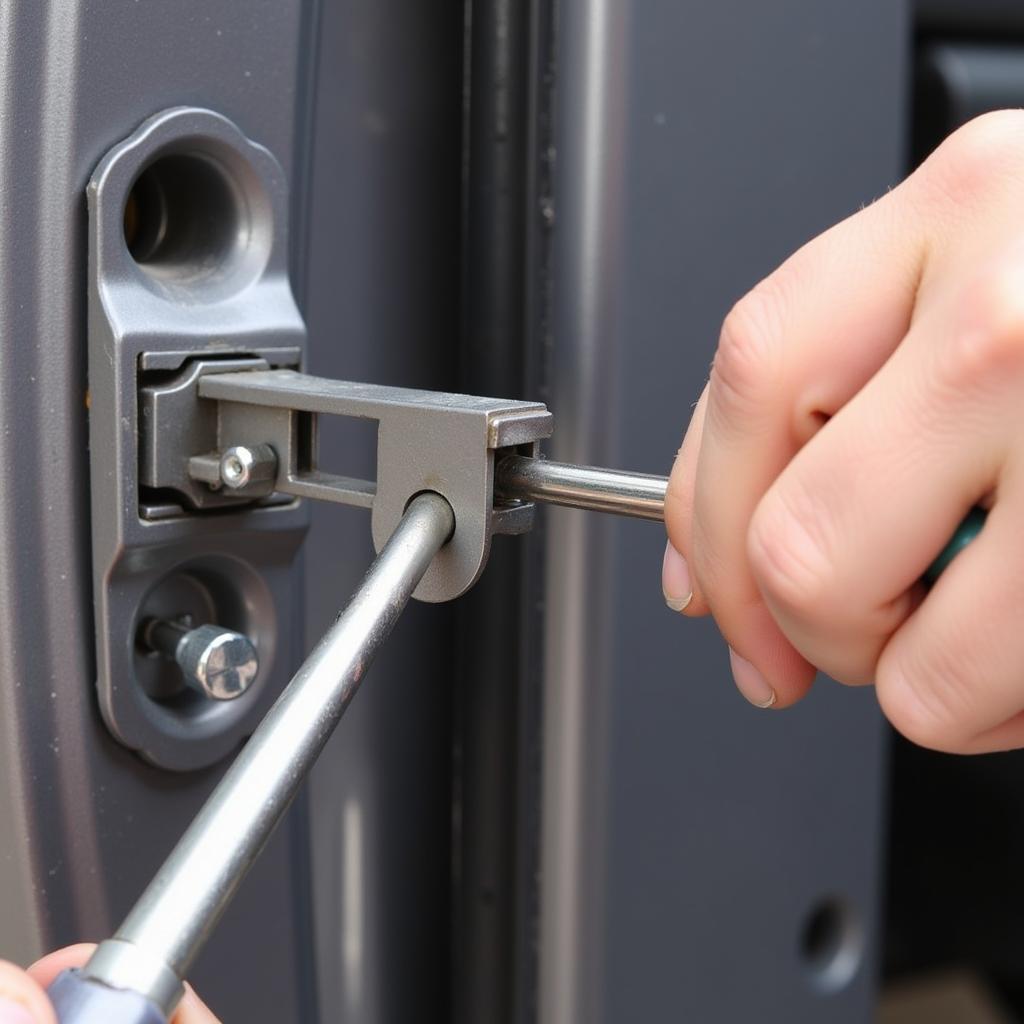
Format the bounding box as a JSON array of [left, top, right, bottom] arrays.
[[663, 109, 1024, 754], [0, 945, 219, 1023]]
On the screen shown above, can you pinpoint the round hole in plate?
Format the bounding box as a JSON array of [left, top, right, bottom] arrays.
[[122, 146, 272, 297], [132, 556, 274, 719], [799, 897, 863, 994]]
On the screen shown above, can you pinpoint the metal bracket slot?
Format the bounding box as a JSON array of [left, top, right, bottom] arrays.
[[141, 367, 554, 603]]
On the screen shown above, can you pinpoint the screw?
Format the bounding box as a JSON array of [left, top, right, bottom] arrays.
[[143, 618, 259, 701], [218, 443, 277, 492], [220, 446, 254, 488]]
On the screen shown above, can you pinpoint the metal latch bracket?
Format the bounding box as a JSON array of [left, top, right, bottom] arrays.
[[140, 366, 554, 602]]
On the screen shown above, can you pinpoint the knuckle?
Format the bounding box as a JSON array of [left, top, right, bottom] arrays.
[[929, 265, 1024, 399], [747, 482, 835, 616], [713, 281, 788, 415], [923, 109, 1024, 201], [876, 643, 975, 752], [944, 265, 1024, 384]]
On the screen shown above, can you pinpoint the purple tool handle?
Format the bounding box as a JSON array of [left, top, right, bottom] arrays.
[[47, 969, 168, 1024]]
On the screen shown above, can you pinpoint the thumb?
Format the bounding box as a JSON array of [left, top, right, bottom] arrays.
[[0, 961, 56, 1024]]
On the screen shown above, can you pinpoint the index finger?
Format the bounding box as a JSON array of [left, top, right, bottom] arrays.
[[678, 172, 930, 707]]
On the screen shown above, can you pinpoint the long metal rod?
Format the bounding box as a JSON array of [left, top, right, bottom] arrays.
[[496, 455, 666, 521], [81, 492, 455, 1016]]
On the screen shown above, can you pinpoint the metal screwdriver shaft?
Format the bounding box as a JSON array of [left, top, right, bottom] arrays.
[[497, 455, 987, 583], [51, 491, 455, 1023], [496, 455, 667, 522]]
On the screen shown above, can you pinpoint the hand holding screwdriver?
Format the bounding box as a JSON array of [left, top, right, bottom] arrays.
[[664, 110, 1022, 753], [0, 947, 218, 1024]]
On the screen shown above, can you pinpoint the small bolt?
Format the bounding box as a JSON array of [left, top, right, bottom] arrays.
[[218, 443, 277, 492], [220, 446, 255, 488], [143, 618, 259, 701]]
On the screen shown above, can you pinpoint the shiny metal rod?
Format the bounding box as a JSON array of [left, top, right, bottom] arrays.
[[496, 455, 667, 522], [81, 492, 455, 1017]]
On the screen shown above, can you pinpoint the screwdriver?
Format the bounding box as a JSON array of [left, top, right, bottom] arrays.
[[47, 460, 984, 1021], [495, 454, 986, 586], [495, 454, 666, 521], [48, 492, 456, 1023]]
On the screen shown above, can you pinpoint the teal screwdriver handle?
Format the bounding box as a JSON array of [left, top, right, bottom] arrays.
[[923, 507, 988, 586]]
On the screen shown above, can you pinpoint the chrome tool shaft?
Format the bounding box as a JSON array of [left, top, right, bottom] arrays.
[[497, 455, 667, 522], [69, 492, 455, 1020]]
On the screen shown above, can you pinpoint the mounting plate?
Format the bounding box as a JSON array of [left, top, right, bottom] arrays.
[[87, 107, 308, 771]]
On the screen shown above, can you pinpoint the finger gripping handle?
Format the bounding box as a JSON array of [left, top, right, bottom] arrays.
[[48, 970, 168, 1024]]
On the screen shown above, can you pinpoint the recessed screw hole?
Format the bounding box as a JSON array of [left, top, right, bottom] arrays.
[[124, 152, 245, 283], [799, 898, 862, 994]]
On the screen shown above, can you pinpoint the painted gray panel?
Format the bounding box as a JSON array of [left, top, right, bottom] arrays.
[[0, 2, 319, 1019], [542, 1, 908, 1021], [302, 0, 463, 1019]]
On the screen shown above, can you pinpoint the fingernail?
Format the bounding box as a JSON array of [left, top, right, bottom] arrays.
[[729, 648, 777, 708], [0, 998, 36, 1024], [662, 541, 692, 612]]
